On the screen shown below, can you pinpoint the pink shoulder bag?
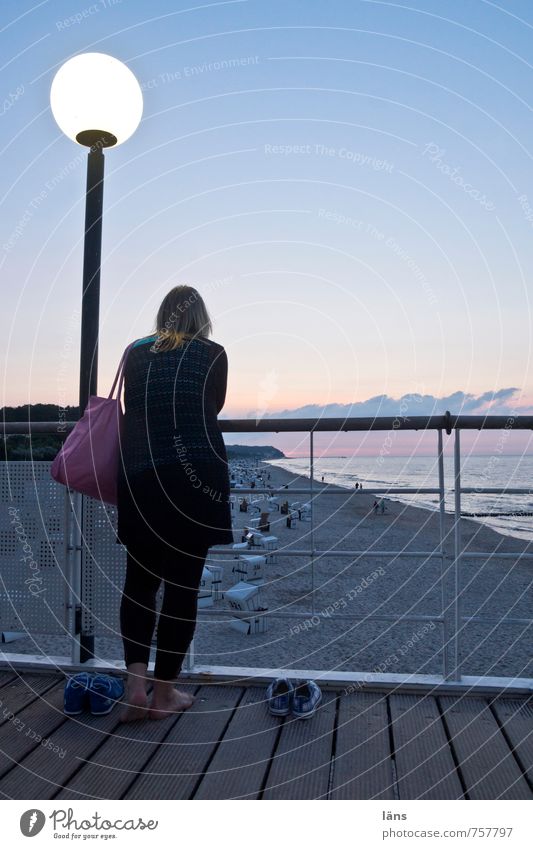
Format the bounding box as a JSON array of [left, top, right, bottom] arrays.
[[51, 341, 135, 505]]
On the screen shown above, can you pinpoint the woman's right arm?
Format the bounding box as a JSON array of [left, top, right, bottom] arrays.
[[213, 346, 228, 414]]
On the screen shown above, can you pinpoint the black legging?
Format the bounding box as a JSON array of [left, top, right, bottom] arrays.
[[120, 538, 209, 680]]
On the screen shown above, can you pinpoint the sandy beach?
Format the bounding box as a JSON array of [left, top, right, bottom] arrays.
[[2, 461, 531, 680], [192, 461, 532, 679]]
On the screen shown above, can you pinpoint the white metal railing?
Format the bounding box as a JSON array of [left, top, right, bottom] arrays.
[[194, 426, 533, 686], [2, 414, 533, 692]]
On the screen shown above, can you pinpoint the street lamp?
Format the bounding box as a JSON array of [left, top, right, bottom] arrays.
[[50, 53, 143, 661], [50, 51, 143, 414]]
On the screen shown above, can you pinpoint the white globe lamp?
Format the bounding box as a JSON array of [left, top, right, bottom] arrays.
[[50, 52, 143, 148]]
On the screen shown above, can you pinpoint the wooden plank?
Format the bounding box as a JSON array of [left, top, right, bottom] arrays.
[[0, 681, 145, 800], [1, 712, 122, 799], [262, 691, 336, 799], [54, 685, 195, 800], [390, 694, 463, 800], [441, 696, 532, 800], [330, 691, 395, 800], [0, 683, 66, 781], [193, 687, 280, 799], [492, 698, 533, 786], [0, 673, 62, 728], [125, 685, 243, 800], [0, 672, 17, 689]]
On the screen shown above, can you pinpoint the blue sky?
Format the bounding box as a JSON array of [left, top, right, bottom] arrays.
[[2, 0, 533, 455]]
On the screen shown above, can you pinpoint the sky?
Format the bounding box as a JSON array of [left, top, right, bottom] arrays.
[[2, 0, 533, 456]]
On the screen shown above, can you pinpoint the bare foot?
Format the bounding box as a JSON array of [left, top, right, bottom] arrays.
[[149, 688, 195, 720], [119, 690, 149, 723]]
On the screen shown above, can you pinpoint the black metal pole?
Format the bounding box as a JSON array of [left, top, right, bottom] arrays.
[[79, 145, 104, 413], [78, 143, 105, 662]]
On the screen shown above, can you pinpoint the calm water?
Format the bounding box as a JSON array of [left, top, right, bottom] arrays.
[[268, 454, 533, 542]]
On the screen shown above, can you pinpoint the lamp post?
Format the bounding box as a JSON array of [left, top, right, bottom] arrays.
[[51, 53, 143, 661]]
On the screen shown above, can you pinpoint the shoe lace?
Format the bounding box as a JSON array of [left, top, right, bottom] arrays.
[[70, 673, 92, 689], [91, 676, 113, 695]]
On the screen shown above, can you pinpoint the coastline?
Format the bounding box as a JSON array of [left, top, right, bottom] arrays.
[[265, 458, 533, 546]]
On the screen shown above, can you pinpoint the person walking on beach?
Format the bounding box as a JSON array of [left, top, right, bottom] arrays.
[[116, 285, 233, 721]]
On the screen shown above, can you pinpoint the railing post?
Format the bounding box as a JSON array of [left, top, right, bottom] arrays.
[[452, 428, 463, 681], [70, 491, 82, 665], [437, 429, 451, 679], [437, 429, 446, 555], [79, 495, 97, 662], [63, 487, 72, 635], [64, 488, 81, 664], [310, 429, 315, 614], [183, 641, 194, 673]]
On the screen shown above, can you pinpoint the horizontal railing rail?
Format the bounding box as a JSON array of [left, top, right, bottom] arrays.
[[3, 412, 533, 435]]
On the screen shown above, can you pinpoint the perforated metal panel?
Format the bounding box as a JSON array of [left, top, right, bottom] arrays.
[[0, 463, 138, 642], [80, 496, 128, 637], [81, 496, 168, 640], [0, 462, 68, 634]]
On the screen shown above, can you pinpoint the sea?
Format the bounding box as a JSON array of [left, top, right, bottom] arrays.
[[267, 454, 533, 542]]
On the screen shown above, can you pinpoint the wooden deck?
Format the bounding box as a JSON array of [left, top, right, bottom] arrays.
[[0, 671, 531, 800]]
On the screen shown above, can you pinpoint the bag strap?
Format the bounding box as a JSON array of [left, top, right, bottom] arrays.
[[108, 340, 137, 400]]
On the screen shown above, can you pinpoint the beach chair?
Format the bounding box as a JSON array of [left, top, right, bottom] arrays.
[[286, 510, 298, 529], [300, 502, 312, 521], [252, 534, 278, 563], [232, 553, 267, 584], [226, 581, 268, 635], [198, 567, 214, 608], [204, 560, 224, 600]]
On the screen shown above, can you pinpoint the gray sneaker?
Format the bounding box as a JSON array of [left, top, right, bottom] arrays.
[[292, 680, 322, 719], [266, 678, 294, 716]]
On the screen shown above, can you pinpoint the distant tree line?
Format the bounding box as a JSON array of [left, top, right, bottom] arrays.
[[225, 444, 285, 459], [1, 404, 78, 460], [1, 406, 285, 461]]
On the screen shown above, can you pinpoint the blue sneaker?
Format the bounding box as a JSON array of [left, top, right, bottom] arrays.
[[292, 680, 322, 719], [88, 675, 125, 716], [266, 678, 294, 716], [64, 672, 94, 715]]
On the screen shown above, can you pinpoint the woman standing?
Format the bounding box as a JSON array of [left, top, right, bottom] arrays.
[[117, 285, 233, 721]]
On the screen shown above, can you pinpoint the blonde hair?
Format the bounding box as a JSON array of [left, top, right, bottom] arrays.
[[152, 285, 213, 352]]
